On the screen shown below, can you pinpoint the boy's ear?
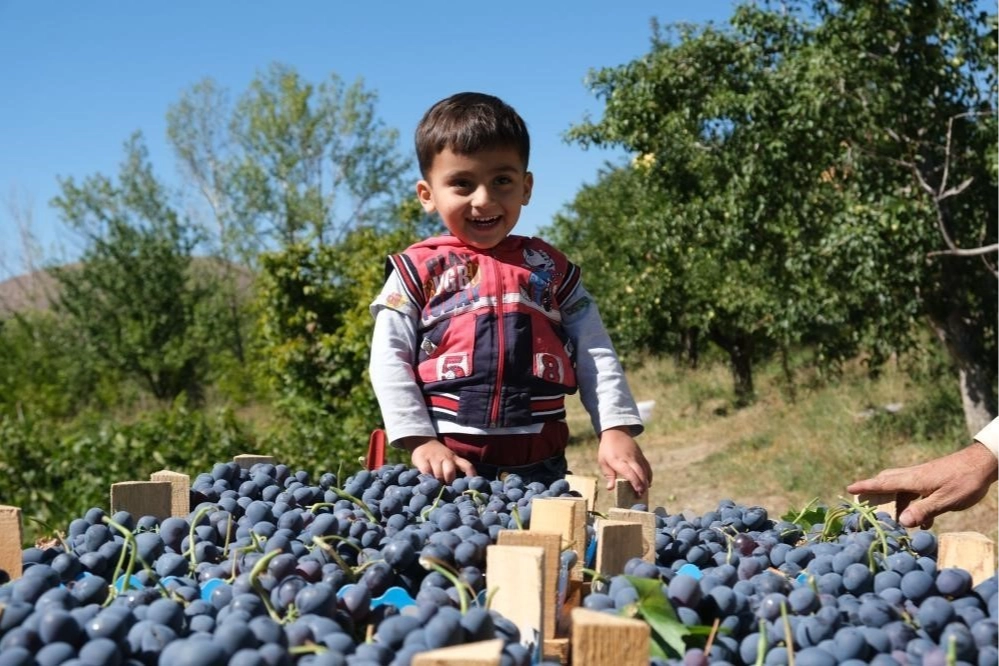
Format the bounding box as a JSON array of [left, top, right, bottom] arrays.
[[416, 180, 436, 213], [522, 171, 534, 205]]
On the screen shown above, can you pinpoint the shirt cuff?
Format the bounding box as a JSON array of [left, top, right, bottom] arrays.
[[973, 417, 999, 458]]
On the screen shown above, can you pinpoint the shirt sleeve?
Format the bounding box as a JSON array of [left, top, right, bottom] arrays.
[[561, 282, 644, 437], [974, 417, 999, 458], [369, 271, 437, 446]]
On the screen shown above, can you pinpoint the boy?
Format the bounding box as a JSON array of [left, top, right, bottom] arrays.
[[369, 92, 652, 494]]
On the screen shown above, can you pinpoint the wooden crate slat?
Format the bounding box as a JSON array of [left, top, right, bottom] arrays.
[[855, 492, 898, 521], [149, 469, 190, 517], [233, 454, 276, 470], [411, 639, 503, 665], [0, 505, 23, 582], [571, 607, 650, 666], [594, 519, 644, 581], [497, 530, 562, 640], [109, 481, 172, 521], [530, 497, 587, 582], [564, 474, 598, 513], [596, 478, 648, 515], [486, 544, 545, 655], [607, 508, 657, 563], [938, 531, 997, 588]]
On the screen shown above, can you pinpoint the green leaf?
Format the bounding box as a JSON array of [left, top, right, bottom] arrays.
[[623, 575, 690, 658], [782, 501, 828, 532]]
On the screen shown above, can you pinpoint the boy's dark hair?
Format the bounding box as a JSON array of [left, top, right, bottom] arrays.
[[415, 92, 530, 177]]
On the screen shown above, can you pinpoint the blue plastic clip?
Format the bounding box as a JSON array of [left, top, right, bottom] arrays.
[[336, 584, 417, 610], [676, 563, 703, 580]]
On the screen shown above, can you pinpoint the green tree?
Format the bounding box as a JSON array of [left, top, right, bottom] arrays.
[[51, 134, 213, 402], [167, 65, 418, 455], [0, 310, 106, 418], [562, 0, 996, 426]]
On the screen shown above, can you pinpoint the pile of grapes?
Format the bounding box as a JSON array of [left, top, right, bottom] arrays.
[[0, 460, 995, 666]]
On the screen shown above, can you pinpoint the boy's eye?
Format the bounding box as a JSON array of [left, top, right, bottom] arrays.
[[495, 176, 513, 186]]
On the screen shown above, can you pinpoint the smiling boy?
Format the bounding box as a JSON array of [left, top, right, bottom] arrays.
[[368, 92, 652, 494]]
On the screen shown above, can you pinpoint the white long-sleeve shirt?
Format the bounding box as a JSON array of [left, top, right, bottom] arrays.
[[369, 267, 643, 447], [974, 417, 999, 457]]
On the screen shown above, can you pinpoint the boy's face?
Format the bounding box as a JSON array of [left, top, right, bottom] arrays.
[[416, 146, 533, 250]]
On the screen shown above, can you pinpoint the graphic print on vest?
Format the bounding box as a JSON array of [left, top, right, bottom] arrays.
[[520, 247, 557, 311], [436, 352, 469, 381], [422, 250, 481, 320]]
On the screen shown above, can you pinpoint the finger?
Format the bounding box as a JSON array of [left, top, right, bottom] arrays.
[[440, 458, 457, 484], [626, 462, 647, 496], [898, 497, 939, 530], [600, 463, 617, 490], [430, 458, 447, 482], [454, 456, 477, 479], [846, 472, 916, 496], [639, 455, 653, 487], [412, 454, 433, 477]]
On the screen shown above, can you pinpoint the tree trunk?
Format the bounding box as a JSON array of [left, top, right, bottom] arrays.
[[675, 327, 700, 369], [709, 328, 756, 406], [929, 310, 998, 439]]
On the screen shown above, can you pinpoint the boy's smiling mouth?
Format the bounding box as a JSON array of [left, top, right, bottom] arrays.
[[470, 215, 501, 227]]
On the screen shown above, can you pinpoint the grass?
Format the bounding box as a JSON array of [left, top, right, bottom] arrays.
[[563, 350, 998, 543]]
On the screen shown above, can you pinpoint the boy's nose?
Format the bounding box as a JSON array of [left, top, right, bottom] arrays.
[[471, 185, 492, 207]]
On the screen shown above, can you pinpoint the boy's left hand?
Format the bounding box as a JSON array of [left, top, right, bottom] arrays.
[[597, 426, 653, 496]]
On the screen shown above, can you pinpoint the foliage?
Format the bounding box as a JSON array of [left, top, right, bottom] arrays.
[[50, 135, 217, 403], [548, 167, 684, 364], [0, 310, 110, 418], [167, 63, 412, 258], [557, 0, 997, 418], [0, 401, 255, 544], [254, 220, 422, 463], [167, 64, 419, 460]]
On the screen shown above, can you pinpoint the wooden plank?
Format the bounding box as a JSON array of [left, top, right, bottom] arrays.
[[542, 637, 570, 665], [233, 454, 276, 470], [486, 545, 545, 655], [607, 508, 657, 563], [594, 520, 644, 581], [530, 497, 587, 583], [564, 474, 598, 513], [497, 530, 562, 640], [571, 607, 649, 666], [855, 492, 898, 520], [149, 469, 190, 518], [109, 481, 172, 521], [0, 505, 23, 582], [411, 639, 503, 666], [596, 478, 649, 515], [938, 531, 997, 588]]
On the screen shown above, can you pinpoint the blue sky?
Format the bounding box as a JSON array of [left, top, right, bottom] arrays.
[[0, 1, 736, 279]]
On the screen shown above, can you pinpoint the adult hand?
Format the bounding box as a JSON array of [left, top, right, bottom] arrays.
[[846, 442, 998, 529], [597, 426, 653, 496], [397, 436, 477, 483]]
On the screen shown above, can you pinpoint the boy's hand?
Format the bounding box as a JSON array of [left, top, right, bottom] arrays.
[[398, 436, 477, 483], [597, 427, 653, 496]]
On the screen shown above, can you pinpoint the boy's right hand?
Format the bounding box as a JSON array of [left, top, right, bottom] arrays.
[[397, 436, 477, 483]]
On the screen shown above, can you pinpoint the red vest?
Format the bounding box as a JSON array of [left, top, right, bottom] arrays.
[[388, 235, 581, 429]]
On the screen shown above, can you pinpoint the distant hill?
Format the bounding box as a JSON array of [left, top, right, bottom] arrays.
[[0, 268, 64, 316], [0, 259, 254, 317]]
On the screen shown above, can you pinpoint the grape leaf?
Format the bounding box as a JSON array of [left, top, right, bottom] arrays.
[[782, 500, 828, 532], [623, 575, 690, 658]]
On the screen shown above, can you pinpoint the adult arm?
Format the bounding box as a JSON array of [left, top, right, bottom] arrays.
[[845, 417, 999, 528]]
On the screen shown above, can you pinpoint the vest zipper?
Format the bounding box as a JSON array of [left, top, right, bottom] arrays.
[[490, 252, 504, 428]]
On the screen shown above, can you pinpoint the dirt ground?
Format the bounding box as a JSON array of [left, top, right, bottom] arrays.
[[564, 419, 999, 547]]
